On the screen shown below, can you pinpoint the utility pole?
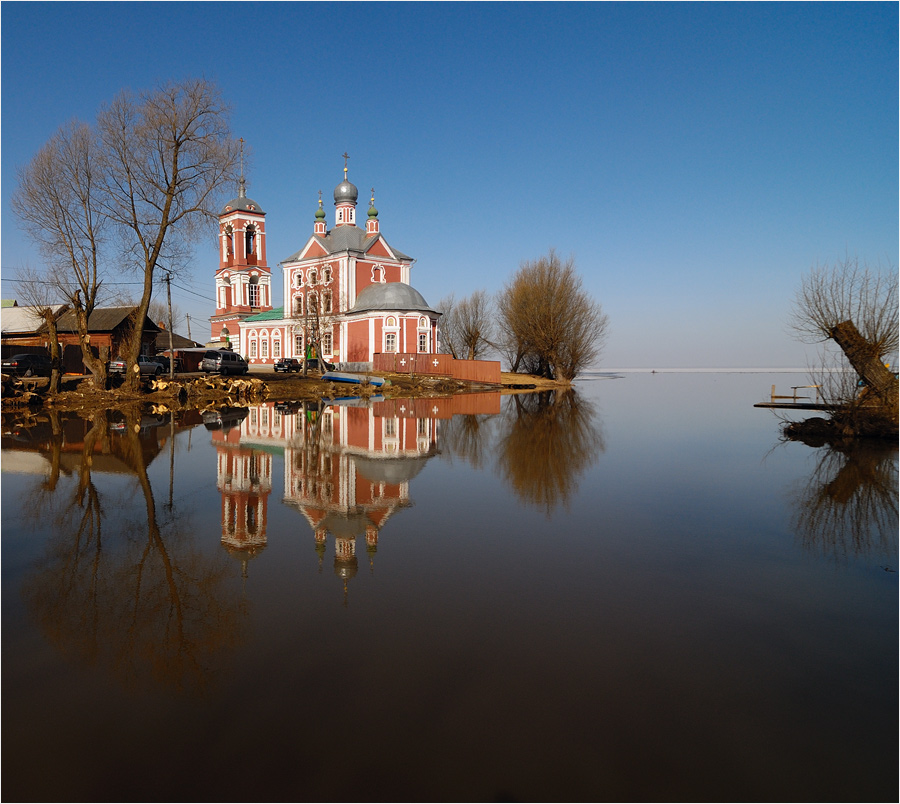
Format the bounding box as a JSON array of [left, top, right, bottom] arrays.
[[164, 271, 175, 379], [185, 314, 192, 341]]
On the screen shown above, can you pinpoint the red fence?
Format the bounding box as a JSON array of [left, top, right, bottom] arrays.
[[373, 353, 501, 385], [373, 393, 501, 419]]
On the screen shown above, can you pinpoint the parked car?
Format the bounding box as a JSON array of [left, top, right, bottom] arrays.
[[200, 349, 249, 375], [1, 353, 52, 377], [153, 355, 183, 373], [274, 357, 302, 373], [108, 355, 164, 376]]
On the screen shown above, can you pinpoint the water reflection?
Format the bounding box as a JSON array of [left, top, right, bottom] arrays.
[[791, 440, 898, 562], [211, 395, 504, 603], [495, 390, 605, 513], [6, 408, 243, 694]]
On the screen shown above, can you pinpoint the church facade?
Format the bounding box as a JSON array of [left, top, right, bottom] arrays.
[[209, 162, 441, 368]]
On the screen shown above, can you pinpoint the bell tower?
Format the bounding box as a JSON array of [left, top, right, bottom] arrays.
[[210, 139, 272, 352]]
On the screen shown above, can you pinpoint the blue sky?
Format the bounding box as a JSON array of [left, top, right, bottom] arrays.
[[2, 2, 897, 367]]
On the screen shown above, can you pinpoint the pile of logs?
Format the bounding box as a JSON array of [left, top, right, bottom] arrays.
[[149, 374, 268, 404]]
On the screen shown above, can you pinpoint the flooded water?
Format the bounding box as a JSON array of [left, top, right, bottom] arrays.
[[2, 372, 896, 802]]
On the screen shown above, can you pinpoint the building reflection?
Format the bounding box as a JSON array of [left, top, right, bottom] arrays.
[[210, 394, 501, 601]]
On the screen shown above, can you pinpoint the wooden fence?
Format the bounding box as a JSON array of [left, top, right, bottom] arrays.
[[373, 353, 501, 385]]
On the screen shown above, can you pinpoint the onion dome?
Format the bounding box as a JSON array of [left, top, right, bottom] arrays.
[[334, 178, 358, 205]]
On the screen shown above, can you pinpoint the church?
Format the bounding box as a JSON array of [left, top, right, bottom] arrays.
[[209, 158, 442, 368]]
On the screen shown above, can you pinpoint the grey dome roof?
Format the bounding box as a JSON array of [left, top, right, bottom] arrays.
[[348, 282, 439, 315], [352, 454, 431, 484], [334, 179, 358, 204], [221, 196, 265, 214]]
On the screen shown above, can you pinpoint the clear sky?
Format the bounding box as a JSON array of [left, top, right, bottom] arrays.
[[2, 2, 897, 368]]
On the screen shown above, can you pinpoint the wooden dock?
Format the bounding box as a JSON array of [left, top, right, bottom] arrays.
[[753, 384, 832, 411]]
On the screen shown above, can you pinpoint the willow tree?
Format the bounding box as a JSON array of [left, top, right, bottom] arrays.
[[497, 250, 609, 381], [790, 258, 898, 420]]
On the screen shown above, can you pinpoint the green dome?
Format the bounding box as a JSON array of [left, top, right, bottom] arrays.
[[368, 205, 378, 218], [315, 205, 326, 220]]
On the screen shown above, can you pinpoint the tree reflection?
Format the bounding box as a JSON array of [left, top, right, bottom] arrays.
[[495, 390, 605, 513], [20, 407, 244, 694], [791, 440, 898, 562], [439, 412, 498, 469]]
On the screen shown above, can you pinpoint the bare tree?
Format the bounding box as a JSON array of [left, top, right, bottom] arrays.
[[790, 258, 898, 420], [496, 250, 609, 381], [290, 276, 342, 374], [436, 294, 458, 357], [438, 290, 494, 360], [13, 121, 109, 384], [13, 267, 69, 393], [97, 79, 239, 390]]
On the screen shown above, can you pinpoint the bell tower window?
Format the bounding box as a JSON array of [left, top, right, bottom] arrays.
[[249, 277, 260, 307], [245, 224, 256, 255]]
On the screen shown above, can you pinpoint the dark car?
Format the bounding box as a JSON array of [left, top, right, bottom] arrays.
[[1, 353, 52, 377], [153, 355, 183, 373], [274, 357, 302, 373]]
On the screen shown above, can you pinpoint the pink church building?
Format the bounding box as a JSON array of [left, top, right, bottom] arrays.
[[209, 161, 441, 368]]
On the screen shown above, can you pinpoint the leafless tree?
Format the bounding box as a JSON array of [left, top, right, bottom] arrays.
[[97, 79, 239, 389], [290, 276, 342, 374], [13, 80, 238, 390], [13, 267, 69, 393], [437, 291, 494, 360], [496, 250, 609, 381], [790, 258, 898, 420], [436, 294, 458, 357], [13, 121, 109, 384]]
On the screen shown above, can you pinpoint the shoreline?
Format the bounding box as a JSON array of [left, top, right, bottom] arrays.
[[1, 370, 571, 416]]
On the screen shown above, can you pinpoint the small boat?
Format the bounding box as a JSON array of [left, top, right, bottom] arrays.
[[321, 371, 386, 387]]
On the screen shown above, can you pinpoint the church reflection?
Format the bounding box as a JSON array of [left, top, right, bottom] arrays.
[[210, 394, 501, 600]]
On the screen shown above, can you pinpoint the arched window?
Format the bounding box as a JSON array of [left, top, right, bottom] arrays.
[[323, 266, 332, 283], [308, 293, 319, 315], [308, 268, 318, 285], [245, 224, 256, 255], [248, 276, 260, 307], [323, 291, 332, 314], [294, 272, 303, 288], [224, 225, 234, 257], [273, 337, 281, 358], [293, 295, 303, 316], [386, 316, 397, 327]]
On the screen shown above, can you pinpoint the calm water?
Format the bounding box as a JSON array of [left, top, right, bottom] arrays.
[[2, 372, 896, 802]]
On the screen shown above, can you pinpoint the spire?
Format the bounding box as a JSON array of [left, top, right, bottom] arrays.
[[366, 186, 379, 235], [314, 189, 327, 235]]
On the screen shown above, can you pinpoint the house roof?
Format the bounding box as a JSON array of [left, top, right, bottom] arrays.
[[283, 226, 412, 262], [56, 306, 161, 334], [1, 304, 67, 334], [153, 330, 202, 350], [242, 307, 285, 322], [1, 300, 18, 308]]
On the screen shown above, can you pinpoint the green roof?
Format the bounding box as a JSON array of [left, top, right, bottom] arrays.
[[243, 307, 285, 322], [1, 300, 18, 308]]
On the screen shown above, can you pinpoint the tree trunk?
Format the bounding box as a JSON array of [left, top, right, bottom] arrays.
[[45, 318, 62, 395], [831, 320, 898, 411]]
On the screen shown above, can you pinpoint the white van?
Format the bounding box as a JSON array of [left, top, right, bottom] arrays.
[[200, 350, 249, 375]]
